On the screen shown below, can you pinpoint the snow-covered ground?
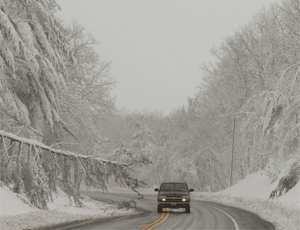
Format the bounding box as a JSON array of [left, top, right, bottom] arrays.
[[193, 158, 300, 230], [0, 186, 136, 230], [1, 158, 299, 230]]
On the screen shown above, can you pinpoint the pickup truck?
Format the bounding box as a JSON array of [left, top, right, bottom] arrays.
[[154, 181, 194, 213]]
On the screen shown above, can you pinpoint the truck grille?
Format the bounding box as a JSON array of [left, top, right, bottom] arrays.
[[165, 195, 182, 202]]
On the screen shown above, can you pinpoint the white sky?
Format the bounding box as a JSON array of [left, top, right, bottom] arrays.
[[55, 0, 280, 115]]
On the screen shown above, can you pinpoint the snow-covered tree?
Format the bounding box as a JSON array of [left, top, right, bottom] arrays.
[[0, 0, 147, 208], [131, 114, 155, 151], [192, 0, 300, 187], [0, 0, 71, 138]]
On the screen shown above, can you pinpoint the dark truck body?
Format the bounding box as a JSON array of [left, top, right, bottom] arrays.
[[154, 182, 194, 213]]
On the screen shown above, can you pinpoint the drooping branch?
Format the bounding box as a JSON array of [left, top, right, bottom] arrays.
[[0, 130, 128, 167], [0, 129, 150, 207]]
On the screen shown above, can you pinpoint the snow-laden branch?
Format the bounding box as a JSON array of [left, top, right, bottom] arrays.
[[0, 130, 128, 167]]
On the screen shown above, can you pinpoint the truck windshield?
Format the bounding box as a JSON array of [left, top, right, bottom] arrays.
[[160, 183, 188, 191]]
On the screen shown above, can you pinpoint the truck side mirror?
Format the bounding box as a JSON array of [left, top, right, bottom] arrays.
[[154, 188, 159, 192], [189, 188, 194, 192]]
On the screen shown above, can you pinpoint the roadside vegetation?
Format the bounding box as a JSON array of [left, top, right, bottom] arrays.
[[0, 0, 299, 213], [0, 0, 148, 209]]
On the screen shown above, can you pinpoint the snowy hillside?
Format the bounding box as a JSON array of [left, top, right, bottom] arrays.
[[0, 185, 135, 230], [194, 157, 300, 230]]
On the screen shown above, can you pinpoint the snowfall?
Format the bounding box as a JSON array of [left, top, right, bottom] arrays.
[[0, 158, 299, 230]]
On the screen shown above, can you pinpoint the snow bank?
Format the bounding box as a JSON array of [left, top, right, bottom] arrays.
[[194, 158, 300, 230], [0, 186, 135, 230], [0, 185, 38, 216]]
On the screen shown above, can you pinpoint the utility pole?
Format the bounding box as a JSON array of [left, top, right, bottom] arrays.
[[229, 116, 235, 187]]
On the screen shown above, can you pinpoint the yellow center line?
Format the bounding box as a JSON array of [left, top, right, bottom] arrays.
[[139, 209, 170, 230], [139, 213, 166, 230], [147, 212, 170, 230]]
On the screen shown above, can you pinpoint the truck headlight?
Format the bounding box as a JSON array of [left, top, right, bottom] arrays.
[[182, 196, 189, 202], [159, 196, 166, 202]]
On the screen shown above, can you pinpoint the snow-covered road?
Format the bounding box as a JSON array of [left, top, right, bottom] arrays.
[[44, 191, 275, 230]]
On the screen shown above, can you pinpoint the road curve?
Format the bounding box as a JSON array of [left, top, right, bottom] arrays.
[[53, 191, 275, 230]]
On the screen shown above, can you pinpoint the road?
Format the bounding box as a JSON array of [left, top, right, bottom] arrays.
[[54, 191, 275, 230]]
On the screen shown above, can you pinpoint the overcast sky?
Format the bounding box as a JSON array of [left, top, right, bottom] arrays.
[[56, 0, 280, 115]]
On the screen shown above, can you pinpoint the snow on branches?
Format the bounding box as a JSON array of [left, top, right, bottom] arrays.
[[0, 130, 146, 208], [187, 0, 300, 188], [0, 0, 70, 133]]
